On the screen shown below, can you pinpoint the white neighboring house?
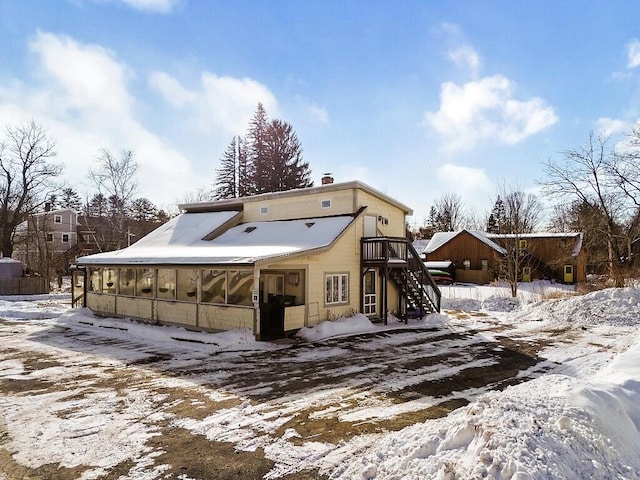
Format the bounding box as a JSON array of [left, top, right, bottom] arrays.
[[12, 207, 78, 278]]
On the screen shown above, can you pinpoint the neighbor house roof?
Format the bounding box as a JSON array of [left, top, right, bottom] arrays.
[[487, 232, 584, 257], [75, 211, 357, 266], [425, 230, 507, 255]]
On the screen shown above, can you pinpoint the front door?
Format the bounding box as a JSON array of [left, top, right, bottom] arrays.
[[563, 265, 574, 283], [363, 270, 377, 316], [260, 274, 286, 339]]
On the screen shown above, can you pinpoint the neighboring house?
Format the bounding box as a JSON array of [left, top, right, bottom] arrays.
[[12, 207, 79, 278], [73, 179, 441, 340], [488, 232, 586, 284], [424, 229, 585, 284], [425, 230, 506, 284]]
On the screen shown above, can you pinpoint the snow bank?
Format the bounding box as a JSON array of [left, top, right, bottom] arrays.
[[296, 313, 377, 341], [516, 287, 640, 327]]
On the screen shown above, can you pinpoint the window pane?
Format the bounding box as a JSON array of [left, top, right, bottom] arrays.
[[136, 268, 154, 297], [119, 268, 135, 296], [228, 270, 253, 306], [340, 274, 348, 302], [176, 269, 198, 302], [102, 268, 117, 293], [157, 269, 176, 300], [201, 269, 226, 304], [89, 268, 102, 292]]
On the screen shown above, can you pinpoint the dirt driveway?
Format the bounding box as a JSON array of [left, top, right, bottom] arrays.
[[0, 310, 556, 479]]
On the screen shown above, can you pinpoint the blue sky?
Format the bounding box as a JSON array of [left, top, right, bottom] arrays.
[[1, 1, 640, 225]]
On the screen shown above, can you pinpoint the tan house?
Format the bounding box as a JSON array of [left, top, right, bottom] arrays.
[[12, 207, 79, 278], [73, 180, 440, 339], [425, 229, 585, 284]]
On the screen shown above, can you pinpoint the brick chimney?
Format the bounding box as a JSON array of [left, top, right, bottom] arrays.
[[321, 173, 334, 185]]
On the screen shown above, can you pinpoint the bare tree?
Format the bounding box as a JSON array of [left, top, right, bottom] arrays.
[[89, 148, 138, 250], [492, 184, 542, 297], [0, 121, 61, 257], [427, 193, 466, 232], [540, 132, 628, 284]]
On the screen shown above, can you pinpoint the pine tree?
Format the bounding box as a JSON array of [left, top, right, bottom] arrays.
[[59, 187, 82, 212], [247, 103, 268, 194], [264, 119, 313, 192], [214, 136, 239, 199], [487, 196, 507, 233], [130, 197, 157, 222]]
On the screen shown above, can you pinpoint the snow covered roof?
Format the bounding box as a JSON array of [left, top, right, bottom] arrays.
[[425, 230, 507, 255], [76, 211, 356, 266], [179, 180, 413, 215], [411, 239, 430, 255], [487, 232, 584, 257]]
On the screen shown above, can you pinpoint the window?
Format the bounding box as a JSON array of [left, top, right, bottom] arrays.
[[481, 259, 488, 271], [321, 199, 331, 209], [46, 233, 53, 242], [325, 273, 348, 304], [136, 268, 154, 297], [89, 268, 102, 292], [119, 268, 135, 296], [201, 269, 226, 304], [260, 206, 269, 214], [227, 270, 253, 306], [54, 215, 62, 224], [62, 234, 69, 243], [157, 269, 176, 300], [463, 259, 471, 270], [176, 269, 198, 302], [102, 268, 117, 293]]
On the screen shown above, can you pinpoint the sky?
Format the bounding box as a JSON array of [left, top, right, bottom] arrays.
[[1, 282, 640, 478], [1, 1, 640, 225]]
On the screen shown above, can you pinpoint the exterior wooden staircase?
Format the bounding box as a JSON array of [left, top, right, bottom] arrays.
[[361, 237, 441, 323]]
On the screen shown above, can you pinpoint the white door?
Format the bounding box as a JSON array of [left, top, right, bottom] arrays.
[[363, 270, 377, 316]]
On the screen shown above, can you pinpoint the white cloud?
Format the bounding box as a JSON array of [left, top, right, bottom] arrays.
[[119, 0, 180, 14], [30, 32, 133, 118], [448, 46, 480, 76], [436, 163, 492, 193], [596, 117, 629, 136], [149, 71, 278, 134], [424, 75, 558, 152], [627, 40, 640, 69], [0, 31, 200, 209]]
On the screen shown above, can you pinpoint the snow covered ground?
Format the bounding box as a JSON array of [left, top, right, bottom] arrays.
[[0, 281, 639, 479]]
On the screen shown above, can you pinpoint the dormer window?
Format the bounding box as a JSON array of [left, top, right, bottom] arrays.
[[321, 199, 331, 209]]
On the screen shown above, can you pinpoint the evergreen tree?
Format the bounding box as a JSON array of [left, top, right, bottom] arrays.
[[487, 196, 507, 233], [264, 119, 313, 192], [247, 103, 268, 194], [214, 136, 239, 199], [214, 136, 249, 199], [59, 187, 82, 212], [86, 193, 108, 217], [130, 197, 157, 222]]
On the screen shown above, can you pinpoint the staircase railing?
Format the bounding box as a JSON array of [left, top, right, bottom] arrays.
[[361, 237, 441, 314]]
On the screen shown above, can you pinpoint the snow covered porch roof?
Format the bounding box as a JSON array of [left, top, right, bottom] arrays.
[[75, 210, 358, 266]]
